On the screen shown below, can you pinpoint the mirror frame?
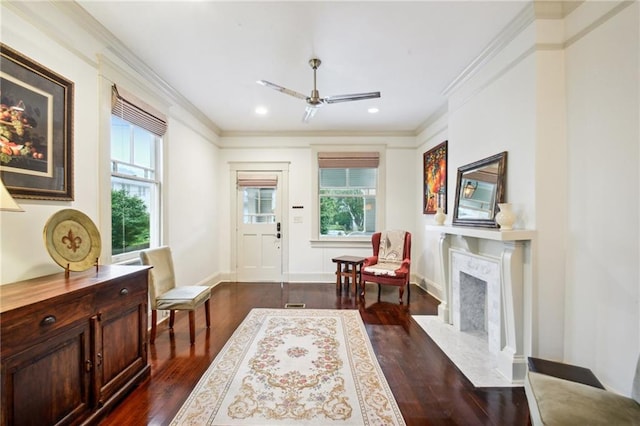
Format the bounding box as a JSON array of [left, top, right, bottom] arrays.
[[452, 151, 507, 228]]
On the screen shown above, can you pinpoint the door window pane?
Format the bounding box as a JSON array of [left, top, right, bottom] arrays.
[[243, 187, 276, 224]]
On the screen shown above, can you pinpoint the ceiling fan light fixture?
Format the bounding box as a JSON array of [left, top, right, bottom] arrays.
[[302, 106, 318, 123], [368, 107, 379, 114], [255, 106, 268, 115], [257, 58, 381, 122]]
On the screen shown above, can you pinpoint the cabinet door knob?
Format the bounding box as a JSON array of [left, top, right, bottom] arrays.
[[119, 288, 129, 296], [41, 315, 56, 326]]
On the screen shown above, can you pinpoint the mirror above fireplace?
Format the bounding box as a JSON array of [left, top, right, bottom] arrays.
[[452, 151, 507, 228]]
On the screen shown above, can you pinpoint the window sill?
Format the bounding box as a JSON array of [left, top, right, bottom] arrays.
[[112, 251, 144, 265], [309, 238, 371, 248]]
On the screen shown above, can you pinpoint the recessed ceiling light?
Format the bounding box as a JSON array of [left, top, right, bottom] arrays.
[[368, 107, 379, 114], [255, 106, 268, 115]]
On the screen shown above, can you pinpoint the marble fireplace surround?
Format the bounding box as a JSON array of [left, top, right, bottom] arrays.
[[430, 225, 535, 384]]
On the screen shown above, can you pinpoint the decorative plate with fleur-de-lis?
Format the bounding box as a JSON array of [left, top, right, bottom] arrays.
[[43, 209, 101, 272]]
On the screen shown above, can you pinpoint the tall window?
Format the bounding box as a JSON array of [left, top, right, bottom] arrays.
[[318, 152, 379, 238], [110, 86, 166, 261]]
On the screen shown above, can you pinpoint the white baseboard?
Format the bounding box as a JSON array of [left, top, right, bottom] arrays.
[[413, 272, 444, 302]]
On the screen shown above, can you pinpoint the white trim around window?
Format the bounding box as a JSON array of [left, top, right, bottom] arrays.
[[310, 145, 386, 247]]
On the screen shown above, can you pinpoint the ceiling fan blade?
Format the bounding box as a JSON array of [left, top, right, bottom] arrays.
[[302, 105, 319, 123], [324, 91, 381, 104], [257, 80, 307, 100]]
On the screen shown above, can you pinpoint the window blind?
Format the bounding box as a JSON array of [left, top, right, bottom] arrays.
[[237, 173, 278, 188], [111, 85, 167, 136], [317, 152, 379, 168]]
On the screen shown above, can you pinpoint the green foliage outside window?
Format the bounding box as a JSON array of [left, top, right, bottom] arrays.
[[320, 191, 365, 235], [111, 189, 150, 254]]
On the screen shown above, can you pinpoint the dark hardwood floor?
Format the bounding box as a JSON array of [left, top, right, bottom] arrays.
[[99, 282, 530, 425]]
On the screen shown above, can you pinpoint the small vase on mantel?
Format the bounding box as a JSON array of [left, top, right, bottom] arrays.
[[434, 207, 446, 225], [495, 203, 515, 230]]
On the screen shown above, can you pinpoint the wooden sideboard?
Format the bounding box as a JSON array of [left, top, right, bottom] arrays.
[[0, 265, 151, 426]]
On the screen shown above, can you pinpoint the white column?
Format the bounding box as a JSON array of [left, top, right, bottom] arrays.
[[497, 240, 527, 382], [437, 232, 451, 323]]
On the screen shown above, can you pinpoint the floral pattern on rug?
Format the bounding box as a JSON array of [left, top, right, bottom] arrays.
[[170, 309, 405, 425]]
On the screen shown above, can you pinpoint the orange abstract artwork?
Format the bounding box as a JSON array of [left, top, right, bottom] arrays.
[[423, 141, 447, 214]]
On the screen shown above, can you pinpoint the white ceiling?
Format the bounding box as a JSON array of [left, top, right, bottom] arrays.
[[76, 1, 528, 135]]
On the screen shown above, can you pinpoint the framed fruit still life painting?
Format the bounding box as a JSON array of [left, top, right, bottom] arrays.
[[0, 43, 74, 200], [423, 141, 447, 214]]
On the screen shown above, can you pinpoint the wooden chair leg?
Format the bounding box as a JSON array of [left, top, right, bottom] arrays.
[[150, 309, 157, 344], [169, 310, 176, 329], [397, 280, 411, 304], [188, 311, 196, 345], [377, 283, 382, 300], [205, 299, 211, 328]]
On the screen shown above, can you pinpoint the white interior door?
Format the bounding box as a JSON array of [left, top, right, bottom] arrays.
[[236, 172, 283, 282]]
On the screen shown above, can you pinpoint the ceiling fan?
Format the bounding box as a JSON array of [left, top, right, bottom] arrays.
[[257, 58, 381, 123]]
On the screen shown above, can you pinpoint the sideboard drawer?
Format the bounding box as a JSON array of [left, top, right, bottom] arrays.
[[96, 273, 147, 312], [0, 292, 94, 355]]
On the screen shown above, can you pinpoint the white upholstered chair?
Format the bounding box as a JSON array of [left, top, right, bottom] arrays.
[[140, 246, 211, 345]]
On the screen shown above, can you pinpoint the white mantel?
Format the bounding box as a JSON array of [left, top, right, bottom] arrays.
[[426, 224, 535, 384]]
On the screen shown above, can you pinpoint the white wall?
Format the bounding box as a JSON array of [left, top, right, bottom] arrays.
[[217, 136, 417, 282], [415, 113, 448, 300], [563, 1, 639, 394], [446, 18, 559, 357], [0, 2, 221, 289], [414, 1, 639, 395], [1, 3, 101, 283], [165, 115, 221, 287]]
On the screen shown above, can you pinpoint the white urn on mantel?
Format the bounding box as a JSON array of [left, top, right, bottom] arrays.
[[434, 207, 446, 225], [495, 203, 516, 230]]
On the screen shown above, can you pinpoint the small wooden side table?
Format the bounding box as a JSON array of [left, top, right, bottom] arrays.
[[331, 256, 366, 296]]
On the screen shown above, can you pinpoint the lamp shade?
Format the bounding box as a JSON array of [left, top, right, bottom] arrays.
[[463, 181, 477, 199], [0, 179, 23, 212]]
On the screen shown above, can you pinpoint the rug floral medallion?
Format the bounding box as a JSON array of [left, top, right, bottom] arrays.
[[171, 308, 405, 425]]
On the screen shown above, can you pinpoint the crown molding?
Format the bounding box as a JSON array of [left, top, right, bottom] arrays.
[[220, 129, 417, 138], [415, 103, 448, 137], [4, 0, 98, 68], [54, 1, 222, 136], [442, 2, 536, 98], [534, 1, 584, 19], [439, 1, 591, 100], [564, 1, 635, 48]]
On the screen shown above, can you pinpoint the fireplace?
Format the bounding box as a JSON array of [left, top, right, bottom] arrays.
[[459, 271, 488, 331], [451, 251, 501, 355], [427, 225, 534, 384]]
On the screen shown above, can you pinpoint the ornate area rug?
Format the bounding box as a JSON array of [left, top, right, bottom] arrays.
[[171, 308, 405, 425]]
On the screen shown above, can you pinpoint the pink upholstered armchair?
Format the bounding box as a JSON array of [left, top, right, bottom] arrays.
[[360, 230, 412, 303]]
